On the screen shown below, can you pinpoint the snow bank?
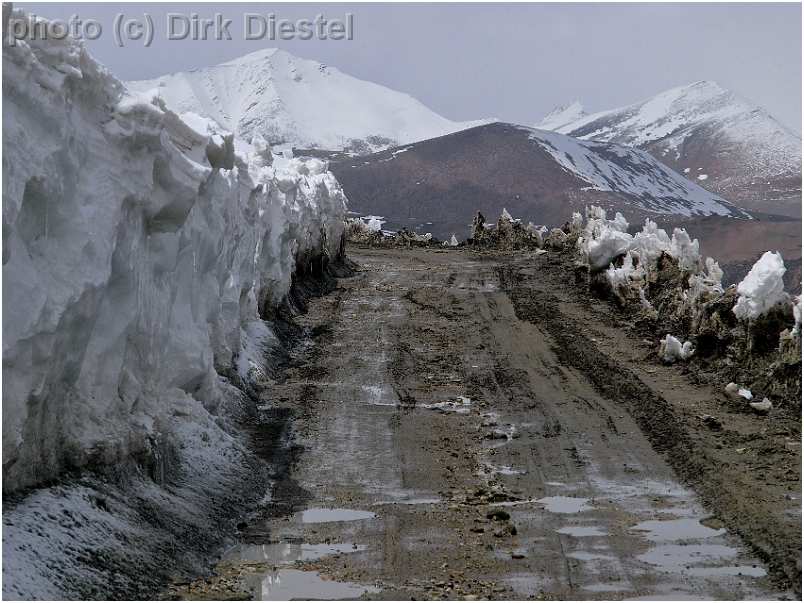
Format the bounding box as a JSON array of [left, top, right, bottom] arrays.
[[732, 251, 788, 320], [2, 11, 347, 494]]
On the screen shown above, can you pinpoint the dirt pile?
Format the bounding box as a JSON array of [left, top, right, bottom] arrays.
[[468, 210, 553, 251], [344, 218, 443, 248]]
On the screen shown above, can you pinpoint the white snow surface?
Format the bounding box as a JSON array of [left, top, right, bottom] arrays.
[[2, 21, 347, 493], [536, 80, 800, 179], [733, 251, 789, 320], [521, 127, 741, 217], [128, 48, 492, 153]]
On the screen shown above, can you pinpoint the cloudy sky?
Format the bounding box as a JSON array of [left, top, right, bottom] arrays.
[[29, 3, 802, 132]]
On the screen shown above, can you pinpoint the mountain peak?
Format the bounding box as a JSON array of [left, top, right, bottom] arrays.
[[127, 49, 491, 153], [536, 100, 586, 131], [533, 81, 801, 215]]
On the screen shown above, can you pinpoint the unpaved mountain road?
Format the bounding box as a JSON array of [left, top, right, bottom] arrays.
[[171, 246, 799, 601]]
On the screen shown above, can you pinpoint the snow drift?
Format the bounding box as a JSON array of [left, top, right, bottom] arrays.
[[2, 11, 346, 495]]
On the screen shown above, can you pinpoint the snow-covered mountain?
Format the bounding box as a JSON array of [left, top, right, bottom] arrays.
[[536, 81, 802, 216], [128, 48, 491, 154]]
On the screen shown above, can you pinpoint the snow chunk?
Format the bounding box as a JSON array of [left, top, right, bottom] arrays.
[[732, 251, 788, 320], [659, 334, 695, 363], [749, 398, 772, 413], [725, 383, 753, 401]]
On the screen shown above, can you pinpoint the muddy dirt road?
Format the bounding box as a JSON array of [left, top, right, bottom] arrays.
[[171, 246, 798, 600]]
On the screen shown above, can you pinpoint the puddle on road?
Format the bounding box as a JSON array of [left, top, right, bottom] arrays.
[[583, 581, 632, 593], [630, 518, 726, 541], [638, 543, 738, 570], [298, 508, 376, 524], [536, 496, 592, 513], [556, 526, 607, 537], [223, 542, 367, 565], [243, 568, 379, 600]]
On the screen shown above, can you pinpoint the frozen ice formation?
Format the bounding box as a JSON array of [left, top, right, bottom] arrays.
[[2, 11, 347, 493]]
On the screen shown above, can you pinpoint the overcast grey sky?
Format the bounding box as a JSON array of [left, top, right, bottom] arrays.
[[27, 3, 802, 132]]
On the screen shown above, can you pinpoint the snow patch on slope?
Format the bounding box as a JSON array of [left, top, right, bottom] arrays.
[[523, 127, 742, 217], [128, 48, 492, 153]]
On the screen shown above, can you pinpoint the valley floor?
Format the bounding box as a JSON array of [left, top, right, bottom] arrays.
[[169, 245, 800, 600]]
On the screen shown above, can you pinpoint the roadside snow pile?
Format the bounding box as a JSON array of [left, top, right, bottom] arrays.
[[569, 205, 799, 408], [732, 251, 788, 320], [659, 334, 695, 363], [3, 23, 346, 491], [3, 8, 348, 597]]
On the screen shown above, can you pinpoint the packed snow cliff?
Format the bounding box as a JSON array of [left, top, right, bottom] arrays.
[[2, 11, 347, 494], [3, 9, 350, 598]]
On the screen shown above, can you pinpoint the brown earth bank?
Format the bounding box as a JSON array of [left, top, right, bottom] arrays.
[[169, 245, 800, 601]]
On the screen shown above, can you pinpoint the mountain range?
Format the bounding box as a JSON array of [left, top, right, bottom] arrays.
[[127, 50, 800, 287], [535, 81, 801, 217]]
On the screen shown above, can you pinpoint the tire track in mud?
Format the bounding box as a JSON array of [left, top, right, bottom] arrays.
[[498, 262, 800, 594]]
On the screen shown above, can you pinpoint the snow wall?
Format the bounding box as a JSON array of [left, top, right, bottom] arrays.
[[2, 9, 347, 494]]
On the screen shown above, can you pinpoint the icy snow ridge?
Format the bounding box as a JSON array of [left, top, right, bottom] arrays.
[[2, 22, 347, 493], [128, 48, 492, 153]]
